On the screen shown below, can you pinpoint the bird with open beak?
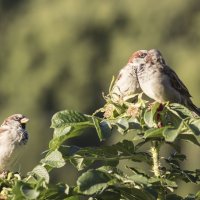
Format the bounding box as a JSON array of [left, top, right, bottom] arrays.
[[0, 114, 29, 173]]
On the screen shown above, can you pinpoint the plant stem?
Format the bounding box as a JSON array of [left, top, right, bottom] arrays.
[[150, 141, 164, 200], [150, 141, 161, 178]]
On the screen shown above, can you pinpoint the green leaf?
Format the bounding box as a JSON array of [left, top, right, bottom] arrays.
[[144, 127, 165, 139], [178, 133, 200, 146], [12, 181, 26, 200], [39, 183, 72, 200], [77, 169, 114, 195], [92, 117, 111, 141], [65, 196, 80, 200], [50, 110, 95, 150], [128, 117, 141, 130], [41, 150, 65, 168], [118, 187, 155, 200], [186, 118, 200, 136], [49, 127, 84, 150], [51, 110, 90, 129], [61, 140, 151, 171], [21, 185, 40, 200], [144, 102, 160, 127], [184, 194, 197, 200], [116, 118, 129, 134], [100, 120, 112, 138], [163, 179, 177, 188], [163, 127, 180, 142], [30, 165, 50, 183], [168, 103, 194, 118], [69, 155, 95, 171], [129, 174, 149, 185]]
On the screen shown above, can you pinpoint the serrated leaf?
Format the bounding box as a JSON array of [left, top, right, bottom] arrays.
[[30, 165, 50, 183], [77, 169, 114, 195], [51, 110, 89, 128], [50, 110, 94, 150], [41, 150, 65, 168]]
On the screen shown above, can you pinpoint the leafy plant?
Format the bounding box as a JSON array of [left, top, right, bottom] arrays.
[[1, 92, 200, 200]]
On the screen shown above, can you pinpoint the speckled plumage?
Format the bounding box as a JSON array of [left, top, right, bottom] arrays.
[[111, 50, 147, 101], [136, 49, 200, 115], [0, 114, 29, 172]]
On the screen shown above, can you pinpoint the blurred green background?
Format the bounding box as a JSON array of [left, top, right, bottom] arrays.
[[0, 0, 200, 196]]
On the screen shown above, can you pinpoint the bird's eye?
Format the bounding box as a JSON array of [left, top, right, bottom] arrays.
[[139, 53, 147, 58], [14, 116, 20, 121]]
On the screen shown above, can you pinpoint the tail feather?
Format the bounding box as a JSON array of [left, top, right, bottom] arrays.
[[188, 100, 200, 116]]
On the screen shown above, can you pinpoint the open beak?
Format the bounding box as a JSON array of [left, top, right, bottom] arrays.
[[20, 117, 29, 124]]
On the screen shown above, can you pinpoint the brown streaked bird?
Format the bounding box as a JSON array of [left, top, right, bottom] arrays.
[[136, 49, 200, 115], [110, 50, 147, 102], [0, 114, 29, 173]]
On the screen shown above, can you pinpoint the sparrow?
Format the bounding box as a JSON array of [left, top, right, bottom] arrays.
[[0, 114, 29, 173], [136, 49, 200, 115], [110, 50, 147, 102]]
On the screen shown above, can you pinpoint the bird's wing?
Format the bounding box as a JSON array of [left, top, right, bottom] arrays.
[[0, 125, 10, 134], [164, 65, 192, 98]]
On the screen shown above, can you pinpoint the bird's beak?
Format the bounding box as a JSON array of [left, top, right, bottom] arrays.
[[20, 117, 29, 124]]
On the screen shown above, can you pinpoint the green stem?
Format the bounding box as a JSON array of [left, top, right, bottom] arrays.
[[150, 141, 164, 200], [151, 141, 161, 178], [67, 155, 141, 161]]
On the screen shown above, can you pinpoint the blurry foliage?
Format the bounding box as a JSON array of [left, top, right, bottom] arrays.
[[0, 0, 200, 196]]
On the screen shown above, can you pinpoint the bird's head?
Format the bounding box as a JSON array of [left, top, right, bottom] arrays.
[[128, 50, 148, 64], [146, 49, 166, 64], [1, 114, 29, 145], [2, 114, 29, 129]]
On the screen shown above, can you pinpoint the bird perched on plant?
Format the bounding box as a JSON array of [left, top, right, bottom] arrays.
[[110, 50, 148, 102], [135, 49, 200, 115], [0, 114, 29, 173]]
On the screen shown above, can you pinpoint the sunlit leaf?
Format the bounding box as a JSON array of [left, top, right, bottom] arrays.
[[30, 165, 50, 183], [144, 127, 165, 139], [41, 150, 65, 168]]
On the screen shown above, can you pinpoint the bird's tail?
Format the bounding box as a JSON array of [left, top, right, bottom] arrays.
[[188, 100, 200, 116]]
